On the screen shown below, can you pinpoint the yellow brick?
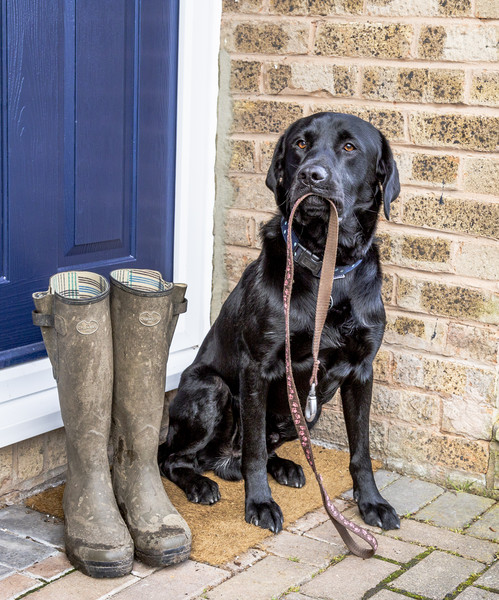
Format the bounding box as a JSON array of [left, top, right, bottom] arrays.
[[363, 67, 464, 104], [0, 445, 13, 494], [418, 26, 447, 59], [475, 0, 499, 17], [470, 71, 499, 107], [223, 0, 265, 11], [312, 105, 405, 141], [420, 281, 498, 323], [43, 428, 67, 472], [411, 153, 459, 185], [230, 140, 256, 172], [224, 211, 256, 247], [402, 193, 499, 238], [16, 436, 44, 481], [409, 112, 499, 151], [224, 247, 260, 282], [388, 427, 489, 473], [224, 21, 309, 54], [230, 175, 275, 211], [397, 277, 499, 324], [231, 60, 261, 93], [385, 312, 447, 352], [454, 242, 499, 281], [232, 100, 303, 134], [270, 0, 364, 15], [315, 22, 413, 59], [382, 272, 394, 304], [373, 349, 392, 382], [260, 140, 277, 173], [446, 323, 498, 363], [463, 158, 499, 196]]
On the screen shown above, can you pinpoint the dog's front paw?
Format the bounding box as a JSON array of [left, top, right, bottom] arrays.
[[358, 496, 400, 530], [245, 498, 283, 533], [268, 456, 306, 488], [186, 475, 221, 505]]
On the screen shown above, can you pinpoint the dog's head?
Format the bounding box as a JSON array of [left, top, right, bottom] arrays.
[[266, 112, 400, 229]]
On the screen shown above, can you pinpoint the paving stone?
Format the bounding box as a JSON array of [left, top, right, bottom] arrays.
[[0, 565, 14, 581], [114, 560, 229, 600], [0, 573, 43, 600], [287, 507, 338, 534], [24, 552, 73, 581], [380, 477, 444, 515], [342, 470, 401, 500], [389, 550, 485, 600], [375, 535, 424, 563], [223, 548, 267, 573], [205, 555, 316, 600], [475, 562, 499, 590], [371, 591, 408, 600], [130, 560, 161, 579], [301, 555, 398, 600], [341, 506, 384, 534], [283, 594, 317, 600], [415, 491, 495, 529], [0, 506, 64, 548], [467, 505, 499, 542], [0, 530, 56, 569], [27, 571, 138, 599], [260, 530, 343, 567], [303, 521, 348, 553], [455, 588, 499, 599], [386, 518, 499, 563]]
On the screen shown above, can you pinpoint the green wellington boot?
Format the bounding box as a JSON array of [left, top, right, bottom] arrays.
[[109, 269, 191, 566], [32, 272, 134, 578]]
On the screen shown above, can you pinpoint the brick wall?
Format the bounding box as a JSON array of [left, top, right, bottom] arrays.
[[215, 0, 499, 492]]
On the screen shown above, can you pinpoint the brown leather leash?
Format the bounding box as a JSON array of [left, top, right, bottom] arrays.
[[283, 194, 378, 559]]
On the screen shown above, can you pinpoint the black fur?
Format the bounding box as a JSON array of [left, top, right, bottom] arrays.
[[158, 112, 401, 533]]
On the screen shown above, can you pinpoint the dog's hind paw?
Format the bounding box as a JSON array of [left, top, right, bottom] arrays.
[[245, 498, 283, 533], [359, 498, 400, 530], [186, 475, 221, 505], [267, 456, 306, 488]]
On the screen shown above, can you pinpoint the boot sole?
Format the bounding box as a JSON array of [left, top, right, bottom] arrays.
[[66, 549, 134, 578], [135, 543, 191, 567]]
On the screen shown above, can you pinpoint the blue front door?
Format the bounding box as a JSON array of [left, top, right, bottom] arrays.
[[0, 0, 179, 367]]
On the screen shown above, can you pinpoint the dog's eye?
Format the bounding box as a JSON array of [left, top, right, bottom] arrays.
[[344, 143, 356, 152], [296, 139, 308, 149]]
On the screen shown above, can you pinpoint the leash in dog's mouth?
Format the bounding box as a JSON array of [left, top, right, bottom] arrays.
[[283, 192, 378, 560]]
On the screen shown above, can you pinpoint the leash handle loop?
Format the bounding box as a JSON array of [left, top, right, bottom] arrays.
[[283, 194, 378, 559]]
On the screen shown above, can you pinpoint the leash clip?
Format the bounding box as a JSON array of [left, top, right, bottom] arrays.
[[305, 382, 317, 422]]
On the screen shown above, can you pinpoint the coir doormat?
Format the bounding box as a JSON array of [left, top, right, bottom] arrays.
[[26, 441, 377, 566]]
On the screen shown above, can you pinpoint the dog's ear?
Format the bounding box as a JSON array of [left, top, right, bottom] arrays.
[[377, 132, 400, 220], [265, 135, 286, 194]]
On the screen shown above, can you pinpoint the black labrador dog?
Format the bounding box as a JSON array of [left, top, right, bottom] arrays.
[[158, 112, 401, 533]]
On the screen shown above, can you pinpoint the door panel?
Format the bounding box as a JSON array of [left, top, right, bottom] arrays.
[[0, 0, 179, 367]]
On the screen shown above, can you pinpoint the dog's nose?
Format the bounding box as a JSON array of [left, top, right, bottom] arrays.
[[298, 165, 328, 185]]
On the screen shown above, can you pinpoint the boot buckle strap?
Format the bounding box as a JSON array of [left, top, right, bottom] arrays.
[[32, 311, 54, 328], [32, 311, 67, 336], [173, 299, 187, 316]]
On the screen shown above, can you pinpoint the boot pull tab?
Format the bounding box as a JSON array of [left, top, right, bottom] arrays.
[[173, 299, 188, 316]]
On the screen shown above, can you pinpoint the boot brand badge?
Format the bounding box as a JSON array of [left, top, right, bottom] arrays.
[[76, 320, 99, 335], [139, 311, 161, 327]]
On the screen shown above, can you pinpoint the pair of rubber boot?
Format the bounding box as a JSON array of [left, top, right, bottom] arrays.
[[32, 269, 191, 578]]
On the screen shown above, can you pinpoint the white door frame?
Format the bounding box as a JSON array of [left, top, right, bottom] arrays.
[[0, 0, 222, 448]]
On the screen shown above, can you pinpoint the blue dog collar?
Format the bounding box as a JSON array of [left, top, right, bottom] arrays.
[[281, 217, 363, 279]]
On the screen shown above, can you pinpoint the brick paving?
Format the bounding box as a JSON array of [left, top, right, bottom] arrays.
[[0, 470, 497, 600]]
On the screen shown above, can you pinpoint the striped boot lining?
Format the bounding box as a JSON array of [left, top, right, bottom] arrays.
[[49, 271, 108, 299], [111, 269, 173, 293]]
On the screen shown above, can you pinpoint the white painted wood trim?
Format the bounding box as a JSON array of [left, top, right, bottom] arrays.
[[0, 0, 222, 449]]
